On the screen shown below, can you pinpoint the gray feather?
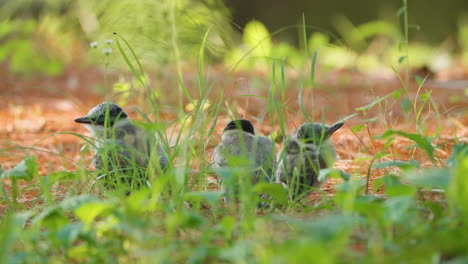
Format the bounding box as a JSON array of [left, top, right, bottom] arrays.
[[276, 122, 342, 199], [212, 127, 276, 201]]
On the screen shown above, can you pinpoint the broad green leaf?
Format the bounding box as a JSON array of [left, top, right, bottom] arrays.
[[34, 207, 69, 231], [46, 171, 78, 184], [219, 216, 236, 240], [254, 182, 288, 204], [405, 168, 450, 189], [1, 156, 39, 181], [448, 153, 468, 216], [351, 124, 367, 133], [383, 174, 416, 197], [420, 90, 432, 102], [393, 88, 403, 99], [384, 196, 415, 223], [379, 130, 435, 162], [74, 202, 115, 225], [447, 142, 468, 167], [353, 195, 385, 217], [373, 176, 385, 193], [56, 223, 83, 247]]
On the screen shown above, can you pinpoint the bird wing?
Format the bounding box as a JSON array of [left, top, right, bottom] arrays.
[[212, 143, 227, 168]]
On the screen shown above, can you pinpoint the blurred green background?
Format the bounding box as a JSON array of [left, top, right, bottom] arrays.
[[226, 0, 468, 44], [0, 0, 467, 76]]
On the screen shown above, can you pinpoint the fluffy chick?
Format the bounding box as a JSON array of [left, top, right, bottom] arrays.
[[275, 122, 343, 199], [75, 102, 168, 189]]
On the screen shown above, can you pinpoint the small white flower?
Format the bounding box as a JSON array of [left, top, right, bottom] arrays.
[[90, 41, 98, 48], [104, 39, 114, 45], [102, 48, 113, 55]]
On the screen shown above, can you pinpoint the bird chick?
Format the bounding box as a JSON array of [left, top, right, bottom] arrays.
[[212, 119, 276, 200], [275, 121, 343, 199], [75, 102, 168, 190]]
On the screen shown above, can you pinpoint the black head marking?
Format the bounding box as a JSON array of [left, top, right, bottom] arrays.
[[75, 102, 128, 126], [224, 119, 255, 135], [297, 122, 343, 144]]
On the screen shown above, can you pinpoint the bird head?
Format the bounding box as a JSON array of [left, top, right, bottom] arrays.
[[296, 121, 343, 145], [75, 102, 129, 138], [223, 119, 255, 135]]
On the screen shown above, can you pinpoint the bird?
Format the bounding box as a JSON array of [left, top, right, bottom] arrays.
[[75, 102, 168, 190], [212, 119, 276, 201], [275, 121, 343, 199]]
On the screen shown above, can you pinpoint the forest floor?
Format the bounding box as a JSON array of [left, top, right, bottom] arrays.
[[1, 64, 467, 209]]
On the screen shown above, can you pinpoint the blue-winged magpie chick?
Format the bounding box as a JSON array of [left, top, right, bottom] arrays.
[[75, 102, 168, 189]]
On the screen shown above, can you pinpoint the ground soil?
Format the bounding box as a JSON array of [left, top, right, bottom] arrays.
[[1, 64, 467, 208]]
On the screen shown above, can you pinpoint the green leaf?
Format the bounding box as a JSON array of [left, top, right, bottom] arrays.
[[59, 195, 100, 211], [46, 171, 78, 184], [384, 196, 415, 223], [401, 97, 411, 114], [166, 211, 205, 231], [351, 125, 366, 133], [420, 90, 432, 102], [447, 142, 468, 167], [56, 223, 83, 247], [396, 7, 406, 16], [0, 214, 16, 263], [448, 152, 468, 216], [0, 165, 3, 175], [254, 182, 288, 204], [414, 75, 424, 86], [74, 202, 114, 225], [405, 168, 450, 189], [374, 160, 420, 170], [398, 56, 407, 64], [34, 207, 69, 231], [274, 214, 354, 240], [1, 156, 39, 181], [379, 130, 435, 162], [373, 177, 385, 193], [383, 174, 417, 197], [184, 191, 224, 206], [219, 216, 236, 240], [318, 168, 350, 182], [393, 88, 403, 99]]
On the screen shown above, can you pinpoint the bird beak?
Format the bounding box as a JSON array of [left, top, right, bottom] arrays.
[[328, 122, 344, 135], [74, 116, 92, 124]]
